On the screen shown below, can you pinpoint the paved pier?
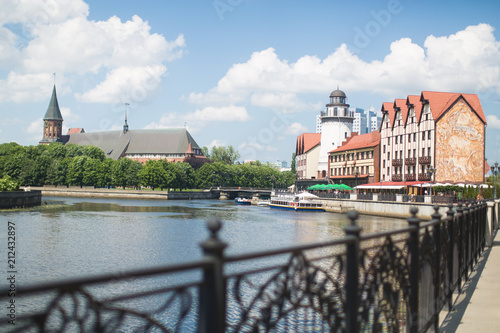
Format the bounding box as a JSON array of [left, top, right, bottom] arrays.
[[440, 229, 500, 332]]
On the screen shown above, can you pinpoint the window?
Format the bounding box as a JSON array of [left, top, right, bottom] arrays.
[[408, 149, 411, 158], [395, 136, 398, 144], [400, 150, 403, 159], [428, 147, 431, 156], [366, 166, 370, 174], [408, 134, 411, 142], [422, 148, 425, 156], [388, 152, 390, 160], [428, 130, 432, 140], [413, 133, 416, 142], [395, 151, 398, 159], [422, 131, 426, 140], [413, 149, 416, 158], [383, 145, 386, 153], [383, 160, 386, 168], [388, 138, 390, 146], [400, 135, 403, 143]]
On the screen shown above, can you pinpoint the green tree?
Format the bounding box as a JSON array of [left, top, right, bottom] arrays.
[[195, 162, 231, 188], [208, 146, 240, 165], [84, 146, 106, 161], [83, 158, 102, 187], [112, 158, 132, 189], [127, 160, 143, 189], [0, 175, 19, 191], [67, 156, 89, 187], [139, 160, 167, 191], [98, 159, 115, 188], [47, 159, 68, 186]]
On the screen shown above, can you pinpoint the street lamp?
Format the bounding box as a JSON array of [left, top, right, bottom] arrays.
[[428, 165, 436, 198], [353, 170, 360, 193], [491, 162, 499, 199]]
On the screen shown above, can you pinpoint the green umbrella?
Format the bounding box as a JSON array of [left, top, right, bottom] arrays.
[[339, 184, 353, 191], [317, 184, 329, 190], [307, 184, 321, 190], [330, 184, 342, 190], [326, 183, 336, 190]]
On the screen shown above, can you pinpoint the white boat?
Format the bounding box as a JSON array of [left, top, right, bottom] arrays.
[[257, 200, 270, 207], [269, 192, 324, 212]]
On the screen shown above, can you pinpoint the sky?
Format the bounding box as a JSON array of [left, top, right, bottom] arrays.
[[1, 0, 500, 166]]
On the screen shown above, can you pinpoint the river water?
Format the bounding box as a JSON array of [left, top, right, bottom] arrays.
[[2, 196, 408, 286]]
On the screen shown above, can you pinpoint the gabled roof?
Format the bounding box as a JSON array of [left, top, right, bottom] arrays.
[[406, 95, 422, 122], [67, 128, 84, 134], [296, 133, 321, 155], [380, 102, 395, 129], [329, 131, 380, 153], [394, 99, 408, 125], [420, 91, 486, 124], [66, 128, 203, 160], [44, 85, 63, 120]]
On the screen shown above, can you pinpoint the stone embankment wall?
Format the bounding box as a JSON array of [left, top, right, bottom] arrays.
[[34, 186, 219, 200], [0, 190, 42, 209], [319, 198, 448, 220]]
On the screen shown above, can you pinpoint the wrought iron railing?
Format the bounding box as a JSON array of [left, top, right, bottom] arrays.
[[403, 194, 425, 203], [357, 193, 373, 200], [379, 193, 397, 202], [0, 203, 488, 332]]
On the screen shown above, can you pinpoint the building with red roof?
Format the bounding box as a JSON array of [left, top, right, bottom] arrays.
[[296, 133, 321, 179], [328, 131, 381, 187], [380, 91, 487, 186]]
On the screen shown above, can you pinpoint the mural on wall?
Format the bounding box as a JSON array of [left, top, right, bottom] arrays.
[[435, 98, 485, 183]]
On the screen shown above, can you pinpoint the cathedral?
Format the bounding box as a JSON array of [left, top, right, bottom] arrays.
[[39, 85, 208, 167]]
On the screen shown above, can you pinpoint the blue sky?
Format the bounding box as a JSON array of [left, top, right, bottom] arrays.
[[1, 0, 500, 166]]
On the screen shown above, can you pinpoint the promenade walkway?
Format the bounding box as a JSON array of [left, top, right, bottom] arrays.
[[440, 228, 500, 332]]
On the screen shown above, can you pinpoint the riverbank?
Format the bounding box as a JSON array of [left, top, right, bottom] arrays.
[[30, 186, 219, 200], [0, 190, 41, 208], [31, 186, 465, 220]]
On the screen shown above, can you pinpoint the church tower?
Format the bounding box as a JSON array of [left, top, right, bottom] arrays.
[[39, 85, 63, 145], [317, 88, 354, 178]]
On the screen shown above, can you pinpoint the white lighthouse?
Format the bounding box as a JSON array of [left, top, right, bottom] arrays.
[[317, 88, 354, 178]]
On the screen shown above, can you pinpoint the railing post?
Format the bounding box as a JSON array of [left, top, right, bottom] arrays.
[[407, 207, 421, 333], [199, 217, 227, 333], [431, 205, 442, 332], [344, 210, 361, 333], [456, 203, 465, 291], [446, 204, 455, 310]]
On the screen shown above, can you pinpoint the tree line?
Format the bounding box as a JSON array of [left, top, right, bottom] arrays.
[[0, 142, 295, 191]]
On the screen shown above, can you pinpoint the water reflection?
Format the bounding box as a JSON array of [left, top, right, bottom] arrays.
[[4, 197, 408, 285]]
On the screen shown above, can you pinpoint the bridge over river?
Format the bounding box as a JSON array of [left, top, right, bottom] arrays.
[[1, 199, 498, 332]]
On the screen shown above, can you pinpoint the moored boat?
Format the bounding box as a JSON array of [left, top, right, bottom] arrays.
[[234, 197, 252, 205], [269, 192, 324, 212]]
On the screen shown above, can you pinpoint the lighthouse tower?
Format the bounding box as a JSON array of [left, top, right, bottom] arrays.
[[317, 88, 354, 178]]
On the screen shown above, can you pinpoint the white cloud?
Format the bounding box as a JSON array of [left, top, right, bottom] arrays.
[[145, 105, 250, 132], [207, 140, 226, 149], [284, 122, 308, 135], [0, 0, 89, 26], [487, 114, 500, 130], [190, 24, 500, 108], [0, 5, 185, 104], [27, 117, 42, 134], [76, 65, 167, 104]]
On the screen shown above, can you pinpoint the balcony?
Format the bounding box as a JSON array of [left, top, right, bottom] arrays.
[[392, 159, 403, 167], [392, 174, 402, 181], [405, 174, 416, 181], [419, 156, 431, 165], [418, 173, 431, 181], [405, 158, 416, 165]]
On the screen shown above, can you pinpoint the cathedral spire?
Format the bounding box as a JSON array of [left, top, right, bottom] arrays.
[[123, 103, 129, 133], [44, 85, 63, 120]]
